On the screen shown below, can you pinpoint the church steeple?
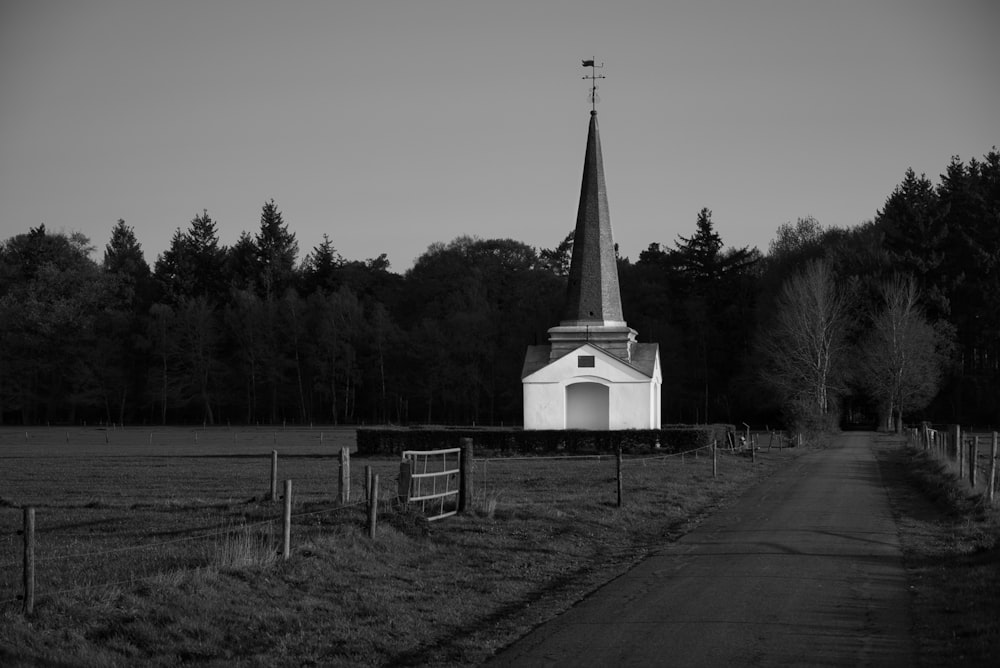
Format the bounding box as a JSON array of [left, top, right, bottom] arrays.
[[561, 110, 625, 326], [521, 65, 662, 431], [546, 107, 636, 363]]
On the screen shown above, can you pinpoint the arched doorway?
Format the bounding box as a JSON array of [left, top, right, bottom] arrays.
[[566, 382, 609, 430]]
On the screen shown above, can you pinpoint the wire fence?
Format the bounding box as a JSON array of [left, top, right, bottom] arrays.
[[0, 447, 402, 611], [1, 429, 779, 612], [907, 426, 999, 504], [472, 441, 759, 515]]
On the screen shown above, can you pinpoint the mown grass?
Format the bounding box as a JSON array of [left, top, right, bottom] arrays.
[[872, 435, 1000, 667], [0, 428, 800, 666]]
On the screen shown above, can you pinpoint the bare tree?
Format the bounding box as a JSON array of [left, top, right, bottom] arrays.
[[760, 260, 851, 427], [859, 275, 948, 432]]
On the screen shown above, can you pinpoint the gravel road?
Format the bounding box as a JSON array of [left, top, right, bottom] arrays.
[[488, 432, 913, 667]]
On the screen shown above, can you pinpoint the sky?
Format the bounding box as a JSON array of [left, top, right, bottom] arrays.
[[1, 0, 998, 272]]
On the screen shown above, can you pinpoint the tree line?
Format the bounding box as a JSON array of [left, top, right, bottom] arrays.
[[1, 149, 997, 430]]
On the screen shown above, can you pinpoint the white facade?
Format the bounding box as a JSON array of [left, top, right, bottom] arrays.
[[522, 343, 662, 430]]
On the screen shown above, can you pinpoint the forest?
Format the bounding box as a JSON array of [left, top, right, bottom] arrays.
[[1, 150, 997, 430]]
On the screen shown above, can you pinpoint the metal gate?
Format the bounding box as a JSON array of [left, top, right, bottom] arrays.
[[401, 447, 461, 521]]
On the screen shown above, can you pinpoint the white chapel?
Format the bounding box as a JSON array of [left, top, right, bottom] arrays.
[[522, 109, 662, 430]]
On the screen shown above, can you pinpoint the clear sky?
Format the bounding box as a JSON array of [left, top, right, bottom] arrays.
[[2, 0, 997, 271]]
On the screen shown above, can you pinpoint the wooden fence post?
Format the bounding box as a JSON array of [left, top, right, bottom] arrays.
[[365, 465, 373, 503], [282, 479, 292, 560], [953, 425, 963, 478], [398, 459, 412, 504], [339, 447, 350, 505], [459, 438, 473, 513], [616, 447, 623, 508], [269, 450, 278, 502], [970, 436, 979, 489], [713, 439, 718, 478], [989, 433, 998, 505], [368, 474, 380, 539], [23, 507, 35, 616]]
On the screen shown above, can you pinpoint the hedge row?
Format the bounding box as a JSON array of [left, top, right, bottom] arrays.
[[355, 424, 735, 456]]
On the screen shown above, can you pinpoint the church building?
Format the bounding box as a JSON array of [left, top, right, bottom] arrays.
[[521, 108, 662, 430]]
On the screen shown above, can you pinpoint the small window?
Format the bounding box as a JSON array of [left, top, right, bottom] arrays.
[[578, 355, 595, 368]]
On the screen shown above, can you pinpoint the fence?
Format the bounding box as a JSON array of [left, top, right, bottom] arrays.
[[908, 425, 999, 504], [2, 493, 384, 615], [2, 428, 777, 617], [0, 443, 397, 616], [474, 439, 765, 516]]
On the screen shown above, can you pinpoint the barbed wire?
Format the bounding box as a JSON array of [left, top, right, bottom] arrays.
[[475, 454, 611, 464], [290, 499, 367, 520], [623, 444, 715, 465], [19, 496, 375, 567], [475, 446, 719, 467], [33, 517, 280, 564], [0, 498, 386, 606]]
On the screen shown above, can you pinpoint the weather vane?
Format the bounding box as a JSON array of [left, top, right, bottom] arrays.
[[582, 59, 605, 112]]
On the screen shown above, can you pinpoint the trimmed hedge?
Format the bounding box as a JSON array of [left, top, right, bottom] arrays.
[[356, 424, 734, 456]]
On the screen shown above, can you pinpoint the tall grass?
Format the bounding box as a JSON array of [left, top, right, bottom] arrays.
[[214, 522, 277, 570], [874, 436, 1000, 666]]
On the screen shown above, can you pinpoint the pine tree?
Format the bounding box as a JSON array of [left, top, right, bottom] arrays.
[[255, 199, 298, 298], [186, 210, 227, 301], [103, 219, 149, 282], [227, 231, 258, 291], [674, 207, 723, 285], [877, 169, 947, 315], [153, 229, 194, 304], [302, 234, 343, 293]]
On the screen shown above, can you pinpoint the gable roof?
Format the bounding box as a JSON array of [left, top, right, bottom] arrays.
[[522, 341, 659, 380]]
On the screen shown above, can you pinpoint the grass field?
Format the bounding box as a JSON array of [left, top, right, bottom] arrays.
[[6, 428, 995, 665], [1, 426, 796, 665], [872, 435, 1000, 667]]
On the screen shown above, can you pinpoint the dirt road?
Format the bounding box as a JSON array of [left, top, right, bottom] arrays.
[[488, 432, 913, 666]]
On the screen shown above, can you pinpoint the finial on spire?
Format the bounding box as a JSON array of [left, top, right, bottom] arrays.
[[582, 59, 605, 112]]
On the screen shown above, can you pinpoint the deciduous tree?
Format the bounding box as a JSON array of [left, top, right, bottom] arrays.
[[859, 275, 951, 431], [759, 260, 851, 429]]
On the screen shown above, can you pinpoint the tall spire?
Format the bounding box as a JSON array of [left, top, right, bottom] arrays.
[[560, 110, 625, 326]]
